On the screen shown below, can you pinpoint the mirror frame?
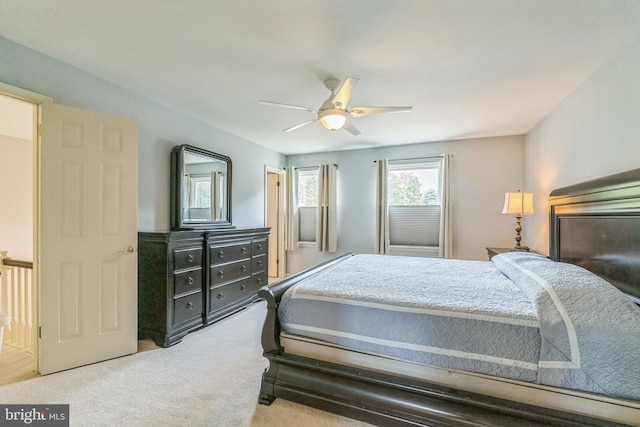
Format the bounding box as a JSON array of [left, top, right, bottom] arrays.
[[170, 144, 233, 230]]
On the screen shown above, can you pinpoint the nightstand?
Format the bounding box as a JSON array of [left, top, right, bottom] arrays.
[[486, 247, 535, 260], [486, 247, 509, 260]]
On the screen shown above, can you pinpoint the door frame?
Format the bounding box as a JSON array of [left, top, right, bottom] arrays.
[[0, 82, 52, 373], [265, 165, 286, 279]]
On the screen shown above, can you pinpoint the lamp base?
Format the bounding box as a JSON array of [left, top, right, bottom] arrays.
[[510, 246, 530, 252]]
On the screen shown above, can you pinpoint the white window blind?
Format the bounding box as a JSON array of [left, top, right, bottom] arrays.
[[298, 207, 317, 242], [388, 205, 440, 246]]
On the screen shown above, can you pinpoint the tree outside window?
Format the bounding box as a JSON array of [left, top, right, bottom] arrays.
[[388, 166, 439, 206], [193, 179, 211, 208], [298, 173, 318, 207]]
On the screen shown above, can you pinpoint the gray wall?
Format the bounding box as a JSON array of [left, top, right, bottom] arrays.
[[15, 25, 635, 275], [287, 135, 525, 273], [0, 37, 284, 231], [525, 33, 640, 255]]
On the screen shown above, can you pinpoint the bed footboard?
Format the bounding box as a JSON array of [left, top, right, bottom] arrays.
[[258, 253, 354, 405], [256, 253, 626, 426]]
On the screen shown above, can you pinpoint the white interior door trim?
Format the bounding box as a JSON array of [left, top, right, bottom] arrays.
[[265, 165, 286, 278], [0, 81, 49, 374], [0, 82, 52, 104]]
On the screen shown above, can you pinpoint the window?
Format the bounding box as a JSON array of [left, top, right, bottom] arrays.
[[298, 169, 318, 242], [189, 174, 211, 209], [387, 161, 441, 247]]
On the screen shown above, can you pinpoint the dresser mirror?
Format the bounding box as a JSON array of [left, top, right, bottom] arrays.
[[170, 144, 233, 229]]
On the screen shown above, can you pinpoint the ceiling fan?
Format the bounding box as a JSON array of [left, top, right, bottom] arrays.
[[259, 77, 412, 135]]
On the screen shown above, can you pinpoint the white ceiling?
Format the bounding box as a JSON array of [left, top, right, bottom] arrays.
[[2, 0, 640, 155]]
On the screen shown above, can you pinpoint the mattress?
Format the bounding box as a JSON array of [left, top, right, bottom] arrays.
[[278, 252, 640, 400]]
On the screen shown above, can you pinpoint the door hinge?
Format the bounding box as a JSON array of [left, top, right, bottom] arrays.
[[276, 181, 281, 187], [276, 258, 279, 264], [38, 326, 42, 338], [37, 124, 42, 136]]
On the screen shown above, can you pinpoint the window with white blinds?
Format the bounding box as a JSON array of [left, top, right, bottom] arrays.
[[387, 160, 441, 248], [298, 206, 317, 242], [298, 169, 318, 242]]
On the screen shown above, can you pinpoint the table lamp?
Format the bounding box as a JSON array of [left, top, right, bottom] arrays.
[[502, 190, 534, 251]]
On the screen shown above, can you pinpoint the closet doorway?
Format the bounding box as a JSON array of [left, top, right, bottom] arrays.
[[0, 92, 37, 385], [265, 166, 285, 281]]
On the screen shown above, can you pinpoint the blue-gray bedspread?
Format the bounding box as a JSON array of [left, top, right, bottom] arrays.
[[278, 252, 640, 400]]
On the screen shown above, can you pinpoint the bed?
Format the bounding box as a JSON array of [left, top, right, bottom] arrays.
[[257, 168, 640, 426]]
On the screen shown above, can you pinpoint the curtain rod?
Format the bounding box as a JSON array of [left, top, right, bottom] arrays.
[[294, 164, 338, 170], [373, 155, 446, 163]]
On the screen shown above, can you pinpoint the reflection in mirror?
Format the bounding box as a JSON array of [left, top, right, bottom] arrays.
[[183, 151, 227, 221], [171, 145, 232, 230]]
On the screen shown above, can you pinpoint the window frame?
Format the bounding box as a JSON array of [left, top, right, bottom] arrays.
[[297, 168, 319, 243], [386, 159, 442, 248], [188, 173, 212, 209]]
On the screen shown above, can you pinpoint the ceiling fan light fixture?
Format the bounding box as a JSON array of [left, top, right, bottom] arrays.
[[319, 109, 347, 131], [260, 76, 412, 134]]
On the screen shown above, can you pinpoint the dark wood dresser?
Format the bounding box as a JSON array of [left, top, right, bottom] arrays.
[[138, 227, 269, 347]]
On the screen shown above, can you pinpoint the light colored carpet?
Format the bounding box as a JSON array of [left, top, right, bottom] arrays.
[[0, 301, 372, 426]]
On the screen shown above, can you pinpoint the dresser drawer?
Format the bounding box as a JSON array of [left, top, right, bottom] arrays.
[[252, 254, 267, 274], [173, 269, 202, 297], [209, 241, 251, 265], [173, 292, 203, 326], [252, 271, 267, 290], [252, 238, 267, 256], [173, 247, 203, 271], [209, 279, 252, 313], [210, 259, 250, 286]]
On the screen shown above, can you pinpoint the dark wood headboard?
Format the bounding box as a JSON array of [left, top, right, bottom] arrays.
[[549, 168, 640, 303]]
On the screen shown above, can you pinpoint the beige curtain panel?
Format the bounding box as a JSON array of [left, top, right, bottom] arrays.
[[374, 159, 390, 254], [438, 154, 452, 258], [284, 166, 299, 251], [211, 171, 221, 220], [316, 164, 338, 252]]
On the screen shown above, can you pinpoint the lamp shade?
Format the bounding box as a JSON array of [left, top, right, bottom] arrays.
[[502, 191, 534, 215], [319, 109, 347, 131]]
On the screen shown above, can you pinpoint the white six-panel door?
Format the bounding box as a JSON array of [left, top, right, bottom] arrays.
[[38, 103, 138, 374]]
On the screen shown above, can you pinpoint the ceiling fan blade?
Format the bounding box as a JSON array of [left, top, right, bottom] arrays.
[[283, 120, 316, 132], [331, 77, 359, 109], [343, 120, 361, 136], [259, 100, 316, 113], [350, 106, 412, 117]]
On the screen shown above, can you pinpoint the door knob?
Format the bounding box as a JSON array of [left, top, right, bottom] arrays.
[[119, 246, 135, 254]]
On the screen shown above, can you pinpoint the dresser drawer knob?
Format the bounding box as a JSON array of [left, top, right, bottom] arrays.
[[217, 270, 224, 278], [240, 284, 246, 291], [257, 260, 263, 267], [186, 254, 194, 263], [186, 276, 194, 285], [256, 277, 263, 285], [257, 243, 263, 250], [217, 250, 224, 259], [186, 302, 194, 310], [241, 265, 247, 272], [217, 293, 224, 300], [241, 246, 247, 253]]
